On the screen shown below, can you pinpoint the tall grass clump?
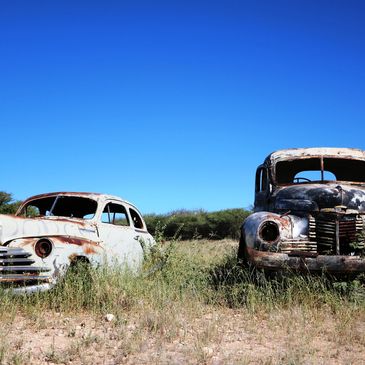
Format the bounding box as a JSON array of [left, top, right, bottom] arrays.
[[0, 238, 364, 320], [0, 238, 211, 318], [208, 252, 365, 313]]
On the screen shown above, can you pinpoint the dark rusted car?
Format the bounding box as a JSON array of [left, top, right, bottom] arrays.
[[238, 148, 365, 274]]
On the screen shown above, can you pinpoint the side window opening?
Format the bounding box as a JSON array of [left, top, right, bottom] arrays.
[[255, 167, 268, 193], [129, 208, 144, 229], [101, 203, 130, 226], [25, 205, 40, 217]]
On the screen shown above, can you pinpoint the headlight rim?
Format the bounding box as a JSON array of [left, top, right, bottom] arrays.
[[34, 238, 53, 258], [258, 220, 280, 244]]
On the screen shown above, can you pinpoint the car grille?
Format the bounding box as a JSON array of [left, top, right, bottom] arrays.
[[0, 247, 51, 285], [309, 214, 364, 255], [280, 239, 317, 253]]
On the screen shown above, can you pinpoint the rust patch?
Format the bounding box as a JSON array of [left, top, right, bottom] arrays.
[[52, 236, 99, 255], [68, 253, 78, 263], [83, 245, 97, 255], [264, 213, 291, 229], [247, 247, 269, 258], [52, 236, 97, 246], [246, 247, 365, 273]]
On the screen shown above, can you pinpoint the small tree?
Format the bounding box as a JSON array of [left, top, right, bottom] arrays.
[[0, 192, 21, 214]]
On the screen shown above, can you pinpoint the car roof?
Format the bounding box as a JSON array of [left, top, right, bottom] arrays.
[[21, 192, 137, 210], [264, 147, 365, 166]]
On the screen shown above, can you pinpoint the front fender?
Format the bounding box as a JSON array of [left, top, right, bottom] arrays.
[[4, 236, 103, 293], [241, 212, 293, 251]]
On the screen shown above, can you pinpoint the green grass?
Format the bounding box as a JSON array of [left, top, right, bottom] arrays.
[[1, 239, 364, 318]]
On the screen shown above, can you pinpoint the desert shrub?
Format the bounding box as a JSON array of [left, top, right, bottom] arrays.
[[144, 208, 251, 240], [0, 192, 21, 214]]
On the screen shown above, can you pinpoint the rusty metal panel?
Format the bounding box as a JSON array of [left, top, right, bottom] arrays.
[[240, 147, 365, 274], [266, 147, 365, 165]]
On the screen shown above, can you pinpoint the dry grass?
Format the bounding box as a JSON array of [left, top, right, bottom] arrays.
[[0, 239, 364, 364]]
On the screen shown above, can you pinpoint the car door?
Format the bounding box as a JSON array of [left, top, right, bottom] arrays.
[[97, 200, 143, 269]]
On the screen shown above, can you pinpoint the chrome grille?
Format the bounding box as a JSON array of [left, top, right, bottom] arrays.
[[0, 247, 50, 284], [309, 214, 364, 255], [280, 239, 317, 253]]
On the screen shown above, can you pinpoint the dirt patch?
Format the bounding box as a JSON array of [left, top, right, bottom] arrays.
[[1, 307, 364, 365]]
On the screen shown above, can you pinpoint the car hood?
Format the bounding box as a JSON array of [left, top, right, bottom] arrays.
[[273, 183, 365, 212], [0, 214, 98, 245]]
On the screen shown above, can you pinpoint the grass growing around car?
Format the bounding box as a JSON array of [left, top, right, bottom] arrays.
[[0, 239, 364, 364]]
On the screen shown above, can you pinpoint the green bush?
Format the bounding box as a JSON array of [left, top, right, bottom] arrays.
[[0, 192, 21, 215], [144, 208, 251, 240]]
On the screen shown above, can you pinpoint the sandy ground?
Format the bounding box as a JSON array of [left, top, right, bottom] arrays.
[[1, 306, 364, 365]]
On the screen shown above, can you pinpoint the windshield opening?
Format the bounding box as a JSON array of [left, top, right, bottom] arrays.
[[276, 158, 365, 185], [17, 196, 98, 219]]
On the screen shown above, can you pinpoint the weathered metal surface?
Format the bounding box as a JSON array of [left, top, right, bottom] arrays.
[[273, 184, 365, 212], [0, 192, 154, 293], [266, 147, 365, 165], [239, 147, 365, 274], [246, 247, 365, 273]]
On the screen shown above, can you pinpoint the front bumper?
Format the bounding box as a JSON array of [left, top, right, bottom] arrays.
[[246, 247, 365, 274]]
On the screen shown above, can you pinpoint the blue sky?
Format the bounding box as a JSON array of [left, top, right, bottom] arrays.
[[1, 0, 365, 213]]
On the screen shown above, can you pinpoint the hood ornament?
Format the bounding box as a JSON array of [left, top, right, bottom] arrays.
[[336, 185, 344, 206]]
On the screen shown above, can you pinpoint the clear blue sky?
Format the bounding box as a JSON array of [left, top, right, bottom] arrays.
[[1, 1, 365, 214]]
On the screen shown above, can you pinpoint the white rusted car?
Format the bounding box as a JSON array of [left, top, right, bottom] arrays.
[[238, 148, 365, 274], [0, 192, 154, 293]]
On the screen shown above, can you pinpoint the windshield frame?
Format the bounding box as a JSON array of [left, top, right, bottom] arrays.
[[16, 194, 98, 220], [272, 156, 365, 186]]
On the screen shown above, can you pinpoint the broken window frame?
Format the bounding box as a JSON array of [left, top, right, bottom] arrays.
[[255, 165, 269, 193], [17, 195, 98, 219], [101, 202, 130, 227], [274, 157, 365, 185], [129, 208, 145, 230]]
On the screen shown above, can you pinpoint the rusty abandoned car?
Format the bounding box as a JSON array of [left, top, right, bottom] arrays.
[[238, 147, 365, 274], [0, 192, 154, 293]]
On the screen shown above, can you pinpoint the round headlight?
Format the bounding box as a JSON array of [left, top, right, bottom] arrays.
[[259, 221, 280, 243], [35, 239, 53, 258]]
